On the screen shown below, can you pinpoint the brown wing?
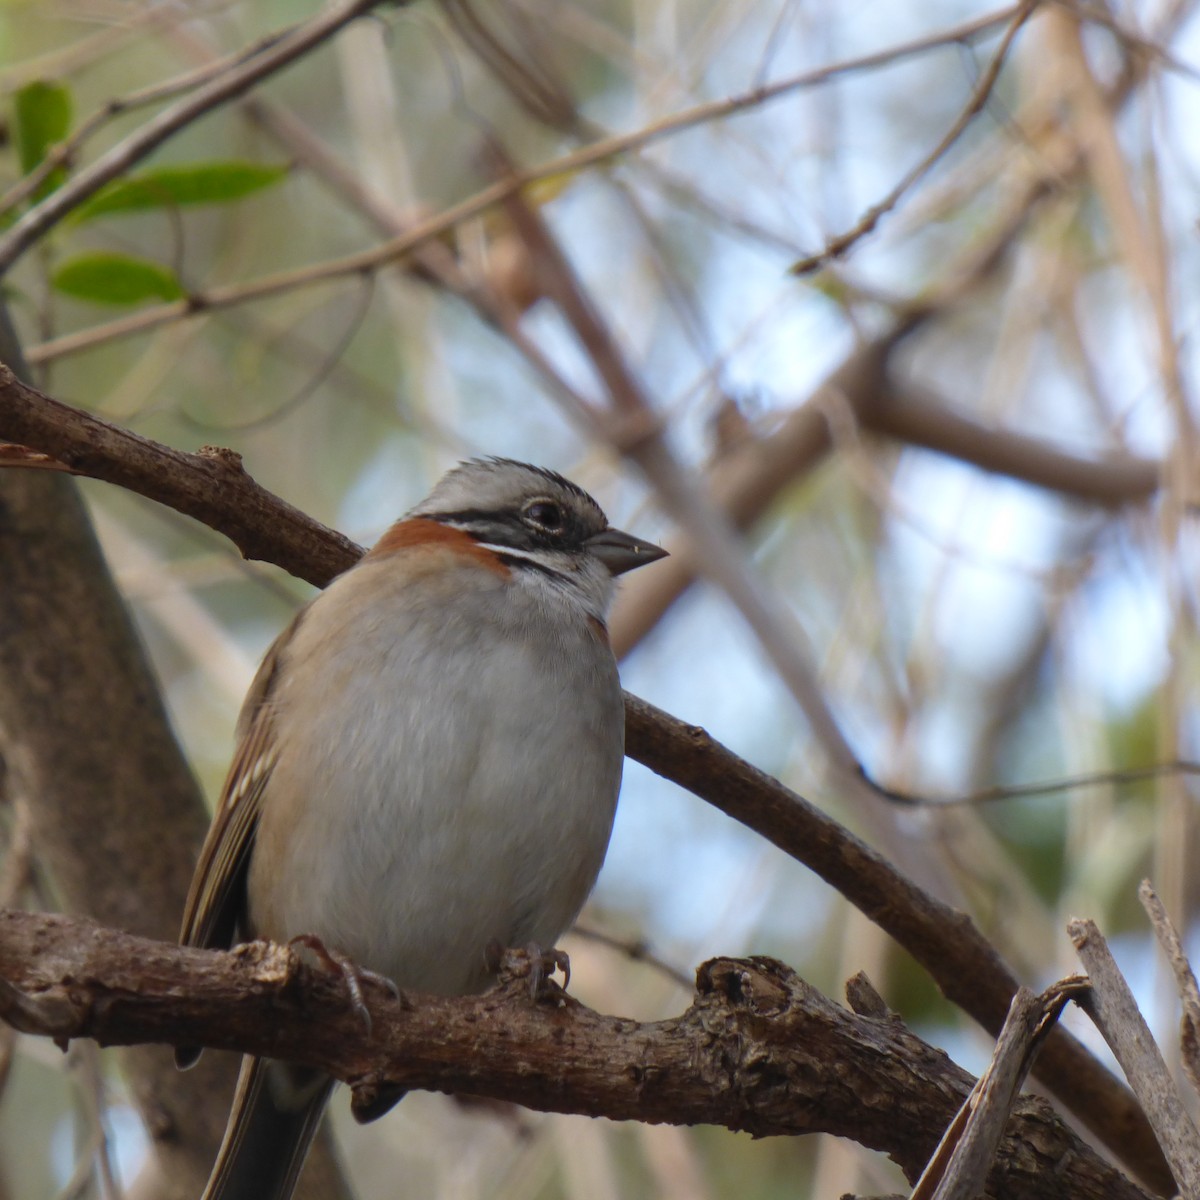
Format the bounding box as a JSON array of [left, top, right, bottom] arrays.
[[178, 616, 298, 953]]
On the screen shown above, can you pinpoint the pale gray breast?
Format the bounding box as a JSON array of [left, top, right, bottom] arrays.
[[247, 552, 624, 994]]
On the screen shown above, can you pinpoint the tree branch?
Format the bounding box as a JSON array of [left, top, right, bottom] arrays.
[[0, 361, 359, 587], [610, 351, 1160, 657], [0, 910, 1152, 1200]]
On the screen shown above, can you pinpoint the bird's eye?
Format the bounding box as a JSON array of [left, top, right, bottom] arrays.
[[524, 500, 564, 531]]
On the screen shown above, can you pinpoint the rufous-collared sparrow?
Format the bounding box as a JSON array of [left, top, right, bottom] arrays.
[[177, 457, 667, 1200]]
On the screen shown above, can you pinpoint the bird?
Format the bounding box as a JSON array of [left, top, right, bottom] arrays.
[[177, 457, 667, 1200]]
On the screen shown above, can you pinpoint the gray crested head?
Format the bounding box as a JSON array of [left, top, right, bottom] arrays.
[[409, 458, 608, 549], [410, 458, 605, 530]]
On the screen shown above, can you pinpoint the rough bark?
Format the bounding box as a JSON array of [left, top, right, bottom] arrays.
[[0, 911, 1154, 1200]]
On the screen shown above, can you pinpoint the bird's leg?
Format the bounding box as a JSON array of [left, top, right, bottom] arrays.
[[287, 933, 400, 1036]]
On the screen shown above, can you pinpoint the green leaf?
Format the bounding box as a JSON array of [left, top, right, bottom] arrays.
[[74, 161, 289, 222], [12, 81, 72, 199], [52, 253, 184, 305]]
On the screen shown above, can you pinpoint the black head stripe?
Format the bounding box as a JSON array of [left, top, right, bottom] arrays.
[[472, 458, 603, 517], [426, 505, 591, 553]]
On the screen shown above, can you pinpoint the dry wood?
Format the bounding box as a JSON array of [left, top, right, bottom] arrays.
[[624, 695, 1168, 1190], [1139, 881, 1200, 1098], [910, 981, 1085, 1200], [1070, 917, 1200, 1198], [0, 911, 1155, 1200]]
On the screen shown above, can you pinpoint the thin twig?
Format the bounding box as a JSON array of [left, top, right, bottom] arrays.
[[1138, 880, 1200, 1100], [790, 0, 1041, 274], [0, 23, 299, 219], [570, 925, 693, 991], [25, 4, 1027, 363], [884, 760, 1200, 807], [1057, 0, 1200, 83], [0, 0, 395, 275]]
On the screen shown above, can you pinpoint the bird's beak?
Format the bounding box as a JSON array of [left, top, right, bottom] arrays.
[[586, 528, 669, 576]]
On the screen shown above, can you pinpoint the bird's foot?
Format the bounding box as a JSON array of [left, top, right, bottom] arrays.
[[288, 933, 400, 1036], [527, 942, 571, 998], [486, 939, 573, 1003]]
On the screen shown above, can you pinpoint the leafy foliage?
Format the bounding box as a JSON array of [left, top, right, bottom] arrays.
[[52, 252, 184, 305]]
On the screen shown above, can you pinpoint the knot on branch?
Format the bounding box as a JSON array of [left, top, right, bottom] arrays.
[[0, 972, 79, 1046], [688, 957, 812, 1131], [196, 445, 246, 474], [695, 956, 796, 1018]]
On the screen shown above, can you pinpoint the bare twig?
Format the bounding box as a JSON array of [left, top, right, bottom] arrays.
[[1058, 0, 1200, 83], [569, 925, 693, 991], [24, 5, 1026, 363], [866, 382, 1160, 507], [60, 1042, 124, 1200], [0, 0, 394, 274], [1070, 916, 1200, 1196], [1138, 880, 1200, 1099], [790, 0, 1040, 274], [888, 761, 1199, 808], [910, 979, 1086, 1200]]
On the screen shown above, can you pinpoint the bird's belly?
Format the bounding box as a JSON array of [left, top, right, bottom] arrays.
[[246, 627, 622, 996]]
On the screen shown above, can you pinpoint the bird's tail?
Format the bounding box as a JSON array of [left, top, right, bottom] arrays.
[[202, 1056, 334, 1200]]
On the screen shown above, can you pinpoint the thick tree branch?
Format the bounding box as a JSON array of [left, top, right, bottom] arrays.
[[0, 910, 1152, 1200]]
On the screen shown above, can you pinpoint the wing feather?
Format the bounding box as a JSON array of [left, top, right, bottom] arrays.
[[178, 615, 300, 952]]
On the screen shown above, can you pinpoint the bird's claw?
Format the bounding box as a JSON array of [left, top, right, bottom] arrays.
[[486, 940, 572, 1002], [288, 933, 398, 1036], [526, 942, 570, 999]]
